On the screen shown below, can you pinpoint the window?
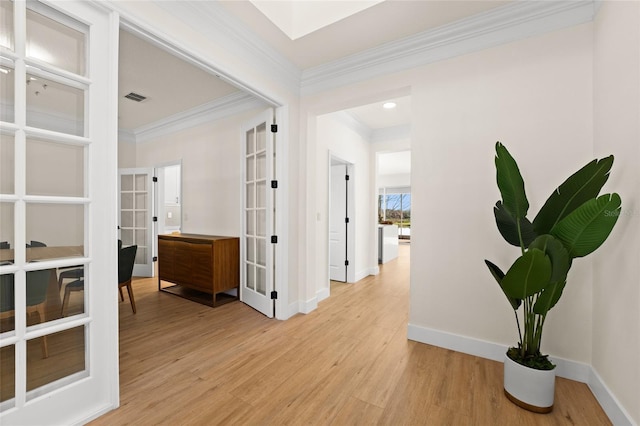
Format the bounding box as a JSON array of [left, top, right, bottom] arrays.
[[378, 189, 411, 239]]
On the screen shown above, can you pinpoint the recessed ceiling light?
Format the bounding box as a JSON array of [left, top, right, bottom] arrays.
[[383, 102, 397, 109]]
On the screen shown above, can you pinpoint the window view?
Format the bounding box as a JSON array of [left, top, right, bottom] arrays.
[[378, 191, 411, 239]]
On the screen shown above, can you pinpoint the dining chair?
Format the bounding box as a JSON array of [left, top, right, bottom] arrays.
[[118, 245, 138, 314], [0, 270, 50, 358], [61, 244, 138, 316], [27, 240, 47, 248], [0, 241, 9, 249]]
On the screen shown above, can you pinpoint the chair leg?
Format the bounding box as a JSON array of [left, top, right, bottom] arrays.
[[125, 283, 136, 314], [61, 287, 71, 317], [35, 306, 49, 358], [119, 287, 124, 301]]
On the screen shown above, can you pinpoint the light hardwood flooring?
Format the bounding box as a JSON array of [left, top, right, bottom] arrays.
[[90, 243, 611, 425]]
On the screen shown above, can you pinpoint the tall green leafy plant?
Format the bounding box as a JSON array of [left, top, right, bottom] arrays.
[[485, 142, 622, 370]]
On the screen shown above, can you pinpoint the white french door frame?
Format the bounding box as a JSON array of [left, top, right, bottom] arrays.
[[0, 1, 120, 424]]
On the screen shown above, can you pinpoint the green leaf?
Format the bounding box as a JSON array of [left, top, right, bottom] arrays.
[[533, 156, 614, 234], [501, 249, 552, 299], [494, 201, 537, 248], [495, 142, 529, 219], [534, 280, 567, 315], [484, 259, 522, 310], [550, 193, 622, 258], [528, 235, 571, 284]]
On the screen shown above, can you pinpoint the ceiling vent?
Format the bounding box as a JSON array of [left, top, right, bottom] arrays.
[[124, 92, 147, 102]]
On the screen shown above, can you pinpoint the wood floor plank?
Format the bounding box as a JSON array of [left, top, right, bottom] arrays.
[[89, 243, 611, 425]]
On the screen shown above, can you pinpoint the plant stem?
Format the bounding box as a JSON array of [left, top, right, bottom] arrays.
[[514, 311, 523, 349]]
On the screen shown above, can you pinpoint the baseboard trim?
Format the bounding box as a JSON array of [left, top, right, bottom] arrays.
[[316, 287, 330, 303], [407, 323, 634, 425]]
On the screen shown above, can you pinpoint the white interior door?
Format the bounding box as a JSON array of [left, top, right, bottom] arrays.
[[0, 1, 119, 423], [241, 109, 275, 318], [118, 168, 154, 277], [329, 163, 347, 282]]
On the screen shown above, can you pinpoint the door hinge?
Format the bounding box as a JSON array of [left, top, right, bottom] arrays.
[[271, 235, 278, 244], [271, 180, 278, 189], [152, 176, 158, 182], [345, 217, 349, 223], [345, 174, 350, 181], [345, 260, 349, 266], [152, 216, 158, 222], [271, 291, 278, 300], [153, 256, 158, 262], [271, 124, 278, 133]]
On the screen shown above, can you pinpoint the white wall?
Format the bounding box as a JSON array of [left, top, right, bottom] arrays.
[[134, 109, 262, 237], [593, 1, 640, 423], [118, 138, 136, 168], [315, 112, 376, 298]]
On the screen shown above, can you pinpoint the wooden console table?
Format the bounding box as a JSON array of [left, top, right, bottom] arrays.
[[157, 234, 239, 307]]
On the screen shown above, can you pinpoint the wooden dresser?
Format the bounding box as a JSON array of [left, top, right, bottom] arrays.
[[157, 233, 239, 307]]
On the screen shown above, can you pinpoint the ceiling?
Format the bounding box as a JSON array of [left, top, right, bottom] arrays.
[[118, 1, 508, 134]]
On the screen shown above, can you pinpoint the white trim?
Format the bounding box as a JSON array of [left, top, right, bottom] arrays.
[[333, 111, 372, 141], [273, 105, 289, 320], [588, 369, 637, 426], [407, 323, 635, 425], [353, 268, 371, 283], [368, 266, 380, 276], [134, 92, 265, 144], [301, 0, 598, 95], [286, 302, 300, 319], [117, 129, 135, 144], [316, 286, 330, 303], [371, 125, 412, 143], [299, 297, 318, 315]]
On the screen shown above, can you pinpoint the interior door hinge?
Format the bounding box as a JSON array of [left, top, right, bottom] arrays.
[[345, 174, 350, 181], [271, 235, 278, 244], [152, 256, 158, 262], [271, 124, 278, 133], [345, 260, 349, 266], [345, 217, 349, 223], [271, 180, 278, 189], [271, 291, 278, 299], [152, 176, 158, 182], [152, 216, 158, 222]]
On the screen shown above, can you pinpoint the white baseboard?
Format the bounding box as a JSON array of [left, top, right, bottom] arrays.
[[369, 266, 380, 275], [316, 287, 330, 303], [298, 297, 318, 314], [407, 323, 634, 425]]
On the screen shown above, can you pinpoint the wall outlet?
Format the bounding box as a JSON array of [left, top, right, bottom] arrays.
[[167, 211, 172, 219]]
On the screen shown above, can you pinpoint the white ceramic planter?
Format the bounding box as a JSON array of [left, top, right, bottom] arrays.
[[503, 353, 556, 413]]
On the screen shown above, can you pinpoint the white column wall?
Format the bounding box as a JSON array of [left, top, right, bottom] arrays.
[[593, 1, 640, 424]]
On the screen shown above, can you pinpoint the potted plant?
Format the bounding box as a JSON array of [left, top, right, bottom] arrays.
[[485, 142, 622, 413]]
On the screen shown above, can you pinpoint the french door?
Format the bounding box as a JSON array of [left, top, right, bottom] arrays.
[[118, 168, 155, 277], [0, 1, 118, 424], [241, 110, 276, 318]]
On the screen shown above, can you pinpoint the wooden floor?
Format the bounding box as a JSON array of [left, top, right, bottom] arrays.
[[91, 243, 611, 425]]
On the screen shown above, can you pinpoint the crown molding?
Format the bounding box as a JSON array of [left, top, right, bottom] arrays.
[[301, 0, 598, 95], [332, 111, 373, 141], [131, 91, 264, 144], [372, 125, 411, 143], [118, 129, 136, 144]]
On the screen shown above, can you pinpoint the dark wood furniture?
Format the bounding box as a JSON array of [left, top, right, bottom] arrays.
[[157, 234, 239, 307]]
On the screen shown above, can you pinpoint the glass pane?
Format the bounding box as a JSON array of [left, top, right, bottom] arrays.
[[134, 211, 145, 228], [256, 266, 266, 295], [0, 134, 14, 194], [257, 238, 266, 267], [121, 175, 133, 191], [0, 344, 15, 410], [121, 229, 133, 246], [121, 192, 133, 210], [135, 246, 146, 265], [256, 181, 266, 208], [58, 265, 85, 317], [246, 129, 254, 155], [0, 202, 14, 260], [26, 139, 84, 197], [0, 62, 14, 123], [246, 183, 254, 209], [256, 209, 266, 237], [0, 0, 14, 51], [0, 273, 15, 332], [246, 237, 254, 263], [245, 263, 254, 290], [135, 174, 147, 191], [256, 152, 266, 180], [246, 211, 254, 236], [121, 211, 133, 228], [246, 155, 255, 182], [135, 229, 146, 245], [26, 6, 86, 75], [26, 74, 84, 136], [135, 193, 147, 210], [26, 326, 86, 396], [256, 123, 266, 151], [26, 203, 84, 262], [25, 268, 62, 325]]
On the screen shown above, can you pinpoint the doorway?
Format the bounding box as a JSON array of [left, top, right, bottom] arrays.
[[328, 156, 354, 283]]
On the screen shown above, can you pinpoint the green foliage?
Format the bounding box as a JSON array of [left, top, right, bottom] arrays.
[[485, 142, 621, 370]]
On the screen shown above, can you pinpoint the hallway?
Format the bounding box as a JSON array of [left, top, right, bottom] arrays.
[[91, 243, 609, 425]]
